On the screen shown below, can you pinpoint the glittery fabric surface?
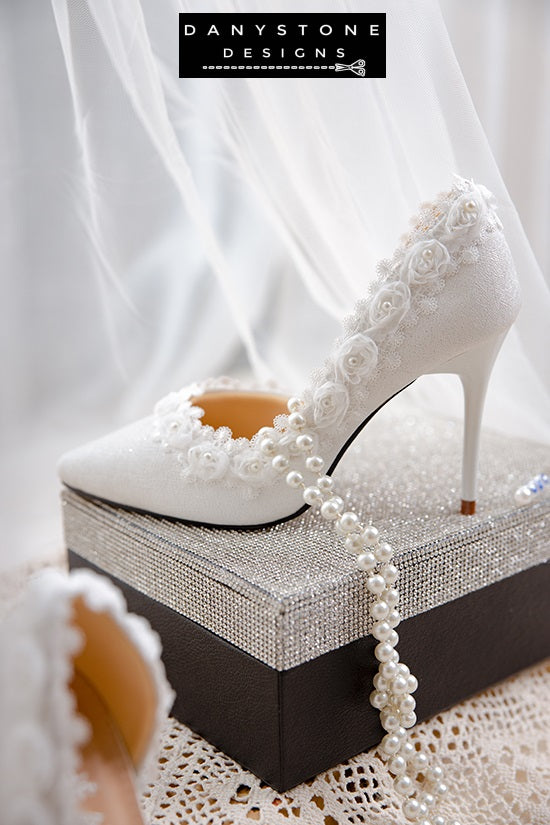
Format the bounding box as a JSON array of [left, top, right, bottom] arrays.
[[62, 413, 550, 670]]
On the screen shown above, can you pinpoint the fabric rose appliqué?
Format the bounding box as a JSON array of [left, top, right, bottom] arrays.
[[401, 239, 450, 286], [445, 192, 483, 234], [312, 381, 349, 428], [334, 333, 378, 385], [152, 399, 204, 452], [232, 450, 271, 485], [185, 443, 230, 480], [367, 281, 411, 339]]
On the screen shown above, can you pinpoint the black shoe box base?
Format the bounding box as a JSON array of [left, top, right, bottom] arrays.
[[69, 550, 550, 792]]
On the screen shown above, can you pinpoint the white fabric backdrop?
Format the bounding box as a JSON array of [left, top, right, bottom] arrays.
[[1, 0, 549, 572]]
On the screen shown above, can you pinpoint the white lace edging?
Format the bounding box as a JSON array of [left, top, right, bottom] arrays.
[[0, 568, 174, 823], [150, 178, 502, 490], [64, 570, 175, 789]]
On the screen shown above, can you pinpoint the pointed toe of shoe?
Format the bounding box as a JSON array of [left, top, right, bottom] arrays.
[[58, 417, 163, 513], [57, 415, 306, 526]]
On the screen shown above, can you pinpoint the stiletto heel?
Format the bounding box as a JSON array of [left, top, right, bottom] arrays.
[[431, 332, 508, 515], [58, 177, 521, 526]]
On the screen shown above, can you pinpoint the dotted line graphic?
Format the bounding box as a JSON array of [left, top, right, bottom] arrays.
[[202, 64, 336, 71]]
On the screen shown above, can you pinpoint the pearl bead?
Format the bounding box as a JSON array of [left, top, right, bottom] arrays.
[[392, 674, 408, 694], [400, 741, 415, 760], [390, 649, 400, 662], [380, 733, 401, 755], [418, 791, 435, 809], [407, 675, 419, 694], [338, 511, 359, 533], [296, 433, 314, 451], [260, 437, 276, 455], [370, 600, 389, 620], [373, 673, 388, 691], [402, 798, 420, 820], [303, 486, 323, 506], [399, 694, 416, 714], [317, 475, 333, 492], [305, 455, 325, 473], [380, 711, 401, 731], [367, 575, 386, 595], [288, 412, 306, 430], [380, 660, 399, 679], [426, 766, 443, 783], [394, 725, 407, 741], [272, 454, 289, 472], [375, 641, 395, 662], [285, 470, 303, 488], [376, 541, 393, 562], [465, 199, 477, 212], [417, 803, 429, 818], [401, 711, 417, 729], [387, 755, 407, 775], [380, 563, 399, 584], [345, 533, 364, 554], [369, 690, 388, 709], [432, 817, 446, 825], [362, 525, 379, 546], [434, 781, 448, 796], [388, 608, 400, 627], [394, 775, 414, 796], [398, 663, 410, 677], [372, 621, 392, 641], [387, 629, 399, 647], [412, 751, 428, 772], [320, 497, 343, 520], [287, 397, 303, 412], [357, 552, 376, 571], [385, 588, 399, 607], [286, 439, 301, 456]]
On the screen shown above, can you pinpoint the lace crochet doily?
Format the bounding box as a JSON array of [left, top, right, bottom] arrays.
[[143, 659, 550, 825]]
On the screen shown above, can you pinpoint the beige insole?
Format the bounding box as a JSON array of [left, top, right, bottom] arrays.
[[73, 671, 144, 825], [72, 598, 157, 767], [191, 390, 288, 439]]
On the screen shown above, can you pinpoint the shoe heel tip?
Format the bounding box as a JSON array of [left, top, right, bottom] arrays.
[[461, 499, 476, 515]]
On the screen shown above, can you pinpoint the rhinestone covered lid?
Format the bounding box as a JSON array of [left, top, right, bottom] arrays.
[[62, 412, 550, 670]]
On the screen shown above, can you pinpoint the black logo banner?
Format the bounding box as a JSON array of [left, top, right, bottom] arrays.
[[179, 13, 386, 78]]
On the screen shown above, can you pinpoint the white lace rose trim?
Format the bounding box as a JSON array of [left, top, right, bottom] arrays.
[[302, 177, 502, 429], [151, 178, 502, 487], [151, 377, 288, 493]]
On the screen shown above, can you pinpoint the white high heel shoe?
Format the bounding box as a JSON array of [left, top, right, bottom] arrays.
[[0, 568, 174, 825], [58, 177, 521, 526]]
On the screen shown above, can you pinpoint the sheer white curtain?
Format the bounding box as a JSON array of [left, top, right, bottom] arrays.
[[440, 0, 550, 280], [1, 0, 549, 572]]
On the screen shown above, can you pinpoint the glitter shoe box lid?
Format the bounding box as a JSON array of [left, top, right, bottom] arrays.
[[62, 413, 550, 672]]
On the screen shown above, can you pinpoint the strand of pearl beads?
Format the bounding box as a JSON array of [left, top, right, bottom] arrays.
[[269, 397, 461, 825]]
